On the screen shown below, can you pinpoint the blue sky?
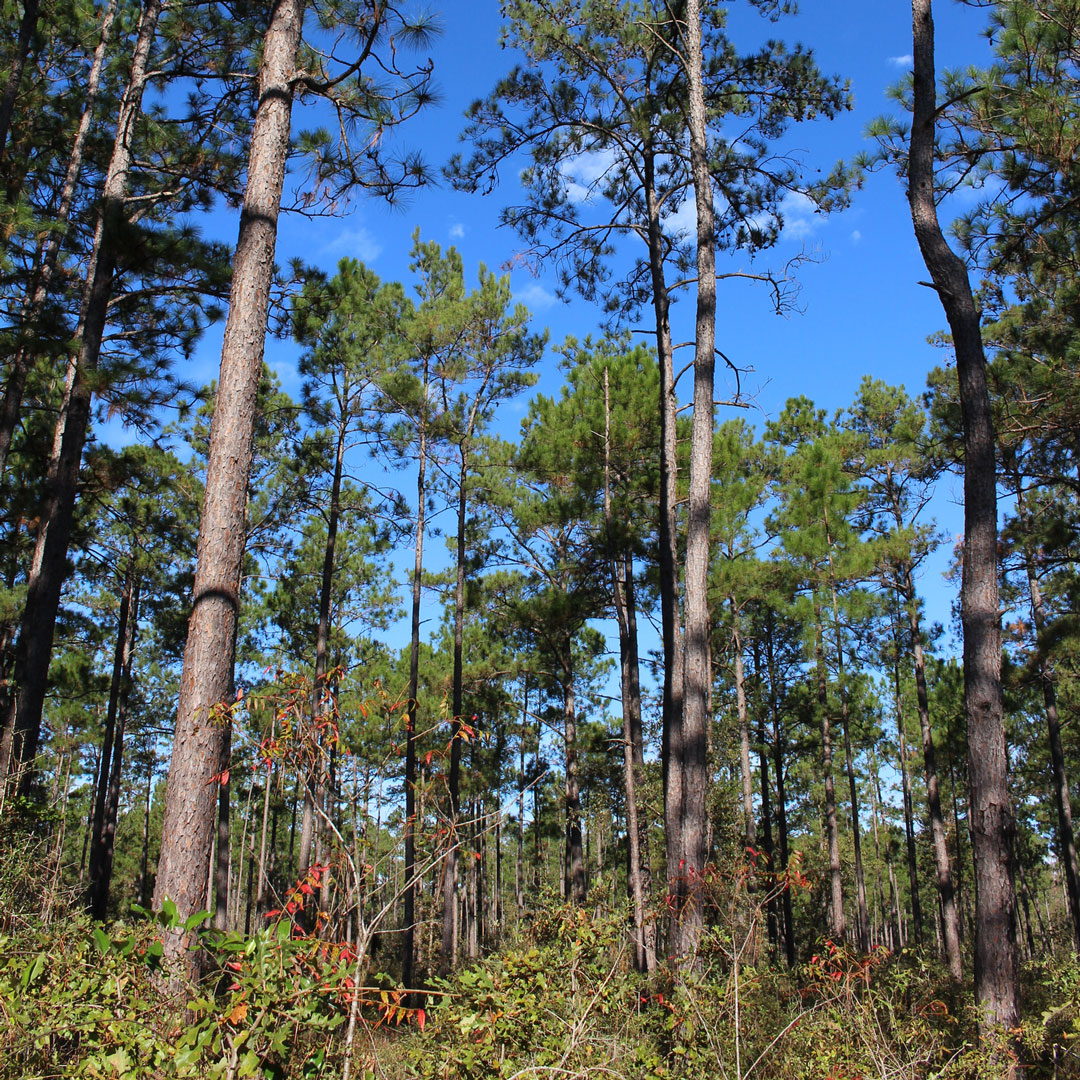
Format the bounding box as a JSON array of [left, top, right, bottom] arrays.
[[138, 1, 1002, 670]]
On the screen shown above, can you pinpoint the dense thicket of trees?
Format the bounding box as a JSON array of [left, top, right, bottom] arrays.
[[4, 1, 1080, 1074]]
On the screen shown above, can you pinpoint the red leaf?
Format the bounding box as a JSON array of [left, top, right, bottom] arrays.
[[416, 1008, 426, 1032]]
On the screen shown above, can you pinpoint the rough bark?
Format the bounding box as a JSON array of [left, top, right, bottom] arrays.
[[669, 0, 715, 966], [153, 0, 303, 974], [909, 0, 1020, 1036], [4, 0, 161, 798]]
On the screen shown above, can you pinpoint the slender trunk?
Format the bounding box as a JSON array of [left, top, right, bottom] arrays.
[[5, 0, 162, 798], [604, 368, 653, 971], [645, 142, 684, 950], [910, 0, 1019, 1035], [139, 762, 153, 908], [753, 637, 777, 949], [815, 611, 845, 941], [0, 0, 117, 480], [901, 562, 962, 977], [893, 644, 923, 943], [255, 739, 273, 918], [403, 387, 428, 994], [88, 564, 139, 919], [516, 680, 526, 919], [732, 604, 756, 855], [765, 612, 795, 966], [441, 453, 468, 971], [671, 0, 716, 967], [154, 0, 304, 974], [1008, 469, 1080, 950], [0, 0, 40, 162], [213, 720, 231, 932], [836, 643, 869, 951], [561, 639, 585, 904]]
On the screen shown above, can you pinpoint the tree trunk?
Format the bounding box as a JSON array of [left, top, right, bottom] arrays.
[[153, 0, 303, 975], [909, 0, 1019, 1037], [561, 639, 586, 904], [765, 611, 795, 966], [892, 637, 923, 946], [88, 564, 139, 919], [441, 455, 467, 971], [670, 0, 715, 967], [901, 562, 962, 977], [815, 612, 845, 941], [0, 0, 40, 163], [403, 379, 428, 994], [1008, 468, 1080, 951], [4, 0, 162, 799], [732, 605, 756, 856], [0, 0, 117, 480]]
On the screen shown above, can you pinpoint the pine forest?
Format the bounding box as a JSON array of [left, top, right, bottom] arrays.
[[2, 1, 1080, 1077]]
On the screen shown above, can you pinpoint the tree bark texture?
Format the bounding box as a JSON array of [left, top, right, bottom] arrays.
[[909, 0, 1019, 1036], [668, 0, 715, 967], [153, 0, 303, 972], [4, 0, 160, 798]]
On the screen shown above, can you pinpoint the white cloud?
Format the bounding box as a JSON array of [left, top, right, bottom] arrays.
[[851, 229, 862, 244], [559, 147, 619, 205], [777, 191, 819, 240], [888, 54, 914, 67], [449, 222, 465, 239], [322, 225, 382, 262], [513, 281, 558, 310]]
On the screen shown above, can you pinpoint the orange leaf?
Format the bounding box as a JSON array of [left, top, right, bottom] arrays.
[[416, 1008, 426, 1032], [227, 1002, 248, 1025]]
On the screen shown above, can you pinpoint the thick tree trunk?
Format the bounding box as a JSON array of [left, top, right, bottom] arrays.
[[154, 0, 303, 974], [909, 0, 1019, 1038], [4, 0, 161, 799], [669, 0, 715, 967], [88, 565, 139, 919]]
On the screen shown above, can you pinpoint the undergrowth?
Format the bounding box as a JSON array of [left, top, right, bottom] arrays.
[[2, 874, 1079, 1078]]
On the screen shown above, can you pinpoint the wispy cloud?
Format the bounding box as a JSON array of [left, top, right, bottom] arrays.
[[559, 147, 618, 205], [322, 225, 382, 262], [449, 222, 465, 240], [514, 281, 558, 310], [888, 54, 913, 67], [851, 229, 862, 244]]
